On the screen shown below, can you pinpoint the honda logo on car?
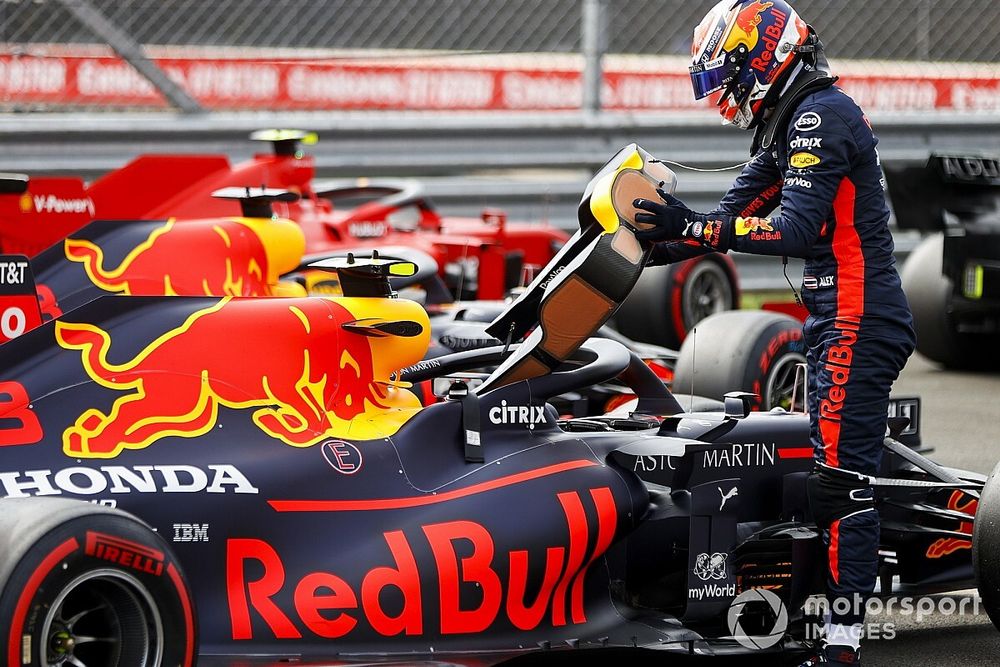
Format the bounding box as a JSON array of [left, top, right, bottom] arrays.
[[228, 487, 617, 639], [0, 464, 259, 498]]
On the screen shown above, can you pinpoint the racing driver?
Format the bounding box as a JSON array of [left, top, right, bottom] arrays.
[[631, 1, 915, 664]]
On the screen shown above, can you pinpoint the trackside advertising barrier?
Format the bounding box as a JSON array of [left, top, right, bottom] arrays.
[[2, 50, 999, 113]]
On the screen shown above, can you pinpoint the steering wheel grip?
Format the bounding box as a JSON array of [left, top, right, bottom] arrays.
[[401, 339, 680, 415]]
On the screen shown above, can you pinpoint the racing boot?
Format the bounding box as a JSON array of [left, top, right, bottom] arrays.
[[798, 643, 861, 665]]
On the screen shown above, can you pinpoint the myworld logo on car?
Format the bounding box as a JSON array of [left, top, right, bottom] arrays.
[[689, 582, 736, 601]]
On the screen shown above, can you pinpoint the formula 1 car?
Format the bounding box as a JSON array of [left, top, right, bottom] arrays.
[[7, 175, 793, 416], [887, 154, 1000, 369], [0, 145, 988, 667], [0, 129, 739, 345]]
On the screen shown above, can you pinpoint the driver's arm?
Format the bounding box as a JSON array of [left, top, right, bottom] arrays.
[[648, 149, 782, 265], [715, 148, 784, 219], [653, 102, 856, 259], [727, 103, 854, 258]]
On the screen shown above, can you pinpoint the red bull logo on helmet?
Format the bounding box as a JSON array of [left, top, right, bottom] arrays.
[[749, 4, 789, 75], [723, 1, 773, 53], [56, 296, 427, 458]]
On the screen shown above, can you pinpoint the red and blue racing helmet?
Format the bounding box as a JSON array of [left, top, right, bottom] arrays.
[[690, 0, 810, 129]]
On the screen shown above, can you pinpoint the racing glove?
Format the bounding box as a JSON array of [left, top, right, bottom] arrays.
[[633, 190, 735, 251]]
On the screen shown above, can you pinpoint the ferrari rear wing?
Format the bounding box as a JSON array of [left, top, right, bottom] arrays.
[[0, 175, 94, 257], [0, 254, 43, 344]]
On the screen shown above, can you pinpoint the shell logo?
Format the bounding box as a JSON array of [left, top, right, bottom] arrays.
[[19, 193, 32, 213]]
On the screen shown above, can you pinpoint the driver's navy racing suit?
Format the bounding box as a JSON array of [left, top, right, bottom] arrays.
[[652, 84, 915, 627]]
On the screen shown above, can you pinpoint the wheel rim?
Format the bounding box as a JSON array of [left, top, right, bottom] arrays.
[[682, 262, 733, 330], [764, 352, 807, 411], [42, 569, 163, 667]]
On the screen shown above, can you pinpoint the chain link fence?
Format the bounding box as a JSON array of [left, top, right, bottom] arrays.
[[1, 0, 998, 112]]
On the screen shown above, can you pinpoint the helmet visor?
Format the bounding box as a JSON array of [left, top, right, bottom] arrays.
[[689, 56, 730, 100]]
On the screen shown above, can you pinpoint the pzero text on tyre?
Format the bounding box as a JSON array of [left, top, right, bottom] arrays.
[[0, 498, 196, 667]]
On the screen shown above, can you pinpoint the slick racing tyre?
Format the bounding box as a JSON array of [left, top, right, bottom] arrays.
[[614, 254, 739, 349], [672, 310, 805, 410], [901, 233, 962, 367], [973, 461, 1000, 633], [901, 233, 1000, 370], [0, 498, 196, 667]]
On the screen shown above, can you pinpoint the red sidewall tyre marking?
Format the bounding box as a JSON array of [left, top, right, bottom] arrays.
[[167, 562, 196, 667]]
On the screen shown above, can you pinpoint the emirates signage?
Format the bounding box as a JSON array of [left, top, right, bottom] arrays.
[[1, 50, 997, 112]]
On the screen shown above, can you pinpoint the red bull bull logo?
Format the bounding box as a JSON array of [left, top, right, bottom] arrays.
[[65, 216, 305, 298], [724, 1, 773, 52], [926, 490, 977, 559], [56, 296, 429, 458]]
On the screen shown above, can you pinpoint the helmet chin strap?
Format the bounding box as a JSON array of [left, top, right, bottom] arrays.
[[792, 25, 831, 74]]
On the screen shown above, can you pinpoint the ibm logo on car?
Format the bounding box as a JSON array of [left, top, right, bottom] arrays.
[[172, 523, 210, 542]]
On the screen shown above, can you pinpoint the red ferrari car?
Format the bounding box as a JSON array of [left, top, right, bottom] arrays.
[[0, 130, 739, 346]]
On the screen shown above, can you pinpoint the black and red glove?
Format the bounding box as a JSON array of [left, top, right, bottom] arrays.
[[633, 190, 733, 251]]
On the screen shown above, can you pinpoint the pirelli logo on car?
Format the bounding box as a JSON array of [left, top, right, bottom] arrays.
[[789, 152, 822, 169]]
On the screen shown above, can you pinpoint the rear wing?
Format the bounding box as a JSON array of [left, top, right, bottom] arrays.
[[0, 254, 42, 343], [0, 176, 94, 257], [884, 154, 1000, 232]]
